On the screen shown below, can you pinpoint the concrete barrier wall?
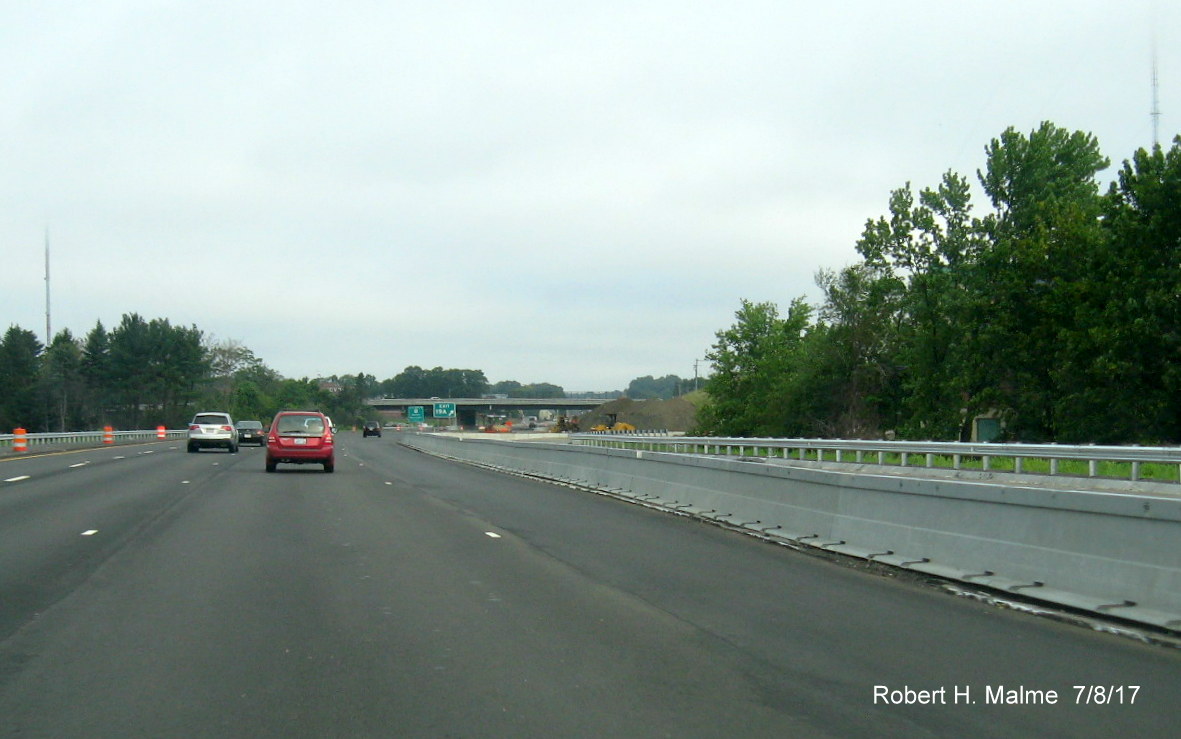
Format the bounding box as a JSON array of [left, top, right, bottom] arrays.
[[403, 434, 1181, 632]]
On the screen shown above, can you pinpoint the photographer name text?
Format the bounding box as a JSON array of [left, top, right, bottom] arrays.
[[873, 684, 1140, 706]]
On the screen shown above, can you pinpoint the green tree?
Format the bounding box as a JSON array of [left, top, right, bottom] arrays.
[[440, 368, 488, 398], [107, 314, 207, 427], [854, 171, 986, 438], [383, 366, 488, 398], [515, 382, 564, 398], [812, 263, 904, 436], [204, 338, 265, 409], [975, 122, 1110, 440], [41, 329, 86, 431], [696, 298, 812, 436], [225, 354, 283, 421], [487, 380, 522, 396], [272, 378, 331, 412], [385, 366, 430, 397], [486, 380, 565, 398], [1072, 136, 1181, 442], [697, 124, 1178, 444], [0, 326, 44, 431], [80, 321, 112, 427], [148, 319, 206, 425], [319, 373, 381, 427], [230, 379, 270, 422], [107, 314, 153, 425], [626, 375, 687, 400]]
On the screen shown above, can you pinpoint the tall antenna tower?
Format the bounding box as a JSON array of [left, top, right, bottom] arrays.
[[1152, 40, 1161, 149], [44, 227, 51, 342]]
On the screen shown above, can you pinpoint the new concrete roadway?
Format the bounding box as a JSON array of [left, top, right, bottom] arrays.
[[1, 434, 1179, 737]]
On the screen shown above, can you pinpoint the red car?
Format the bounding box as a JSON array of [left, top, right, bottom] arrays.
[[265, 410, 335, 473]]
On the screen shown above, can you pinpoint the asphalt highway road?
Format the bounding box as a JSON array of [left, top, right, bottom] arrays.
[[1, 433, 1179, 738]]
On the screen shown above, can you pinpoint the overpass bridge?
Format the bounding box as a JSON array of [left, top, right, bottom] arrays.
[[365, 397, 612, 428]]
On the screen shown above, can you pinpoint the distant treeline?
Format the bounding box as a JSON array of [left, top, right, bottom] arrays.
[[375, 369, 692, 401], [0, 314, 347, 432], [696, 123, 1181, 444], [0, 324, 496, 432], [0, 315, 690, 432]]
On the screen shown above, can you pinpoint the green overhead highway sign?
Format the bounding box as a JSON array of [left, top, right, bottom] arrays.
[[433, 402, 456, 419]]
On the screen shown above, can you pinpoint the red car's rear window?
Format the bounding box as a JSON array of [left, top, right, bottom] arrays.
[[275, 414, 326, 434]]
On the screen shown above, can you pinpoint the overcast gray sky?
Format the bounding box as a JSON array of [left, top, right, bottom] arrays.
[[2, 1, 1176, 391]]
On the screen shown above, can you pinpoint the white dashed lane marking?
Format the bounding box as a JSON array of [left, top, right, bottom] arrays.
[[3, 445, 151, 485]]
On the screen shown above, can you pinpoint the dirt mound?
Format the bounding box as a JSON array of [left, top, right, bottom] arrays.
[[578, 393, 704, 432]]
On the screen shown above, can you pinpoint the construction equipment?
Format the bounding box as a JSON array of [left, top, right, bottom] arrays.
[[590, 413, 636, 433]]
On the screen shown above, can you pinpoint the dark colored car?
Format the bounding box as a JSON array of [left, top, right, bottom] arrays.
[[362, 421, 382, 437], [266, 410, 335, 473], [235, 420, 265, 446]]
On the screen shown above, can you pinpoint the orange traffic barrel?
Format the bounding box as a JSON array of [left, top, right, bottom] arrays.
[[156, 425, 166, 439], [103, 426, 114, 444], [13, 427, 27, 453]]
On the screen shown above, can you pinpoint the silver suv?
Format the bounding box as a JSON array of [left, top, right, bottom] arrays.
[[188, 411, 239, 453]]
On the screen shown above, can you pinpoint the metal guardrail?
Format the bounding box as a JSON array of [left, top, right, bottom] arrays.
[[570, 434, 1181, 483], [0, 429, 188, 450]]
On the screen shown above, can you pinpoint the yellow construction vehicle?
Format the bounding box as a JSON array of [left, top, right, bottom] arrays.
[[590, 413, 636, 433]]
